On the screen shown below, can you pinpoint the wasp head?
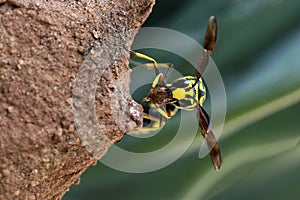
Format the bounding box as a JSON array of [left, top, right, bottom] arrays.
[[143, 86, 173, 106]]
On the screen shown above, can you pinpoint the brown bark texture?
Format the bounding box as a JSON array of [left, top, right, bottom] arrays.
[[0, 0, 153, 199]]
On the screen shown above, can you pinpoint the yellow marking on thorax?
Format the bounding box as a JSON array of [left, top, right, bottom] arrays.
[[172, 88, 187, 100]]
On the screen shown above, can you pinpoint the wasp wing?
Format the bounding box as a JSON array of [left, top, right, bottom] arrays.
[[197, 105, 222, 170], [194, 16, 218, 85]]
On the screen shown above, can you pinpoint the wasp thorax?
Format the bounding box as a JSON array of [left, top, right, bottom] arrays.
[[143, 86, 173, 106]]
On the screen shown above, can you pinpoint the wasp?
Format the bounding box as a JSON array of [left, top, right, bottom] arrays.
[[130, 16, 222, 170]]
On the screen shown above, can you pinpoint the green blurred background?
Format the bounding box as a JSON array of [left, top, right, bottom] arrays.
[[64, 0, 300, 199]]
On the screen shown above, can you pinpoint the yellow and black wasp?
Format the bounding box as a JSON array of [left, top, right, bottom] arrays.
[[130, 16, 222, 170]]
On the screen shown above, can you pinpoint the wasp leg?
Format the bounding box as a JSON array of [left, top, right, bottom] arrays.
[[156, 106, 172, 119], [130, 59, 173, 70], [154, 104, 178, 127], [139, 112, 167, 132], [130, 51, 160, 77], [132, 104, 167, 133], [144, 63, 173, 70], [134, 103, 178, 133], [130, 51, 168, 86], [130, 58, 174, 82], [197, 105, 222, 170], [134, 62, 173, 80], [129, 112, 166, 133], [165, 104, 178, 119]]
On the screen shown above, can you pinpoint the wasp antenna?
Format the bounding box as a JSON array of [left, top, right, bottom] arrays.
[[203, 16, 217, 52]]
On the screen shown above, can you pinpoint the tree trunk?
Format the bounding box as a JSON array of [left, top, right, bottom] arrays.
[[0, 0, 153, 199]]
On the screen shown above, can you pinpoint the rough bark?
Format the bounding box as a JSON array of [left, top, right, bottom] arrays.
[[0, 0, 153, 199]]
